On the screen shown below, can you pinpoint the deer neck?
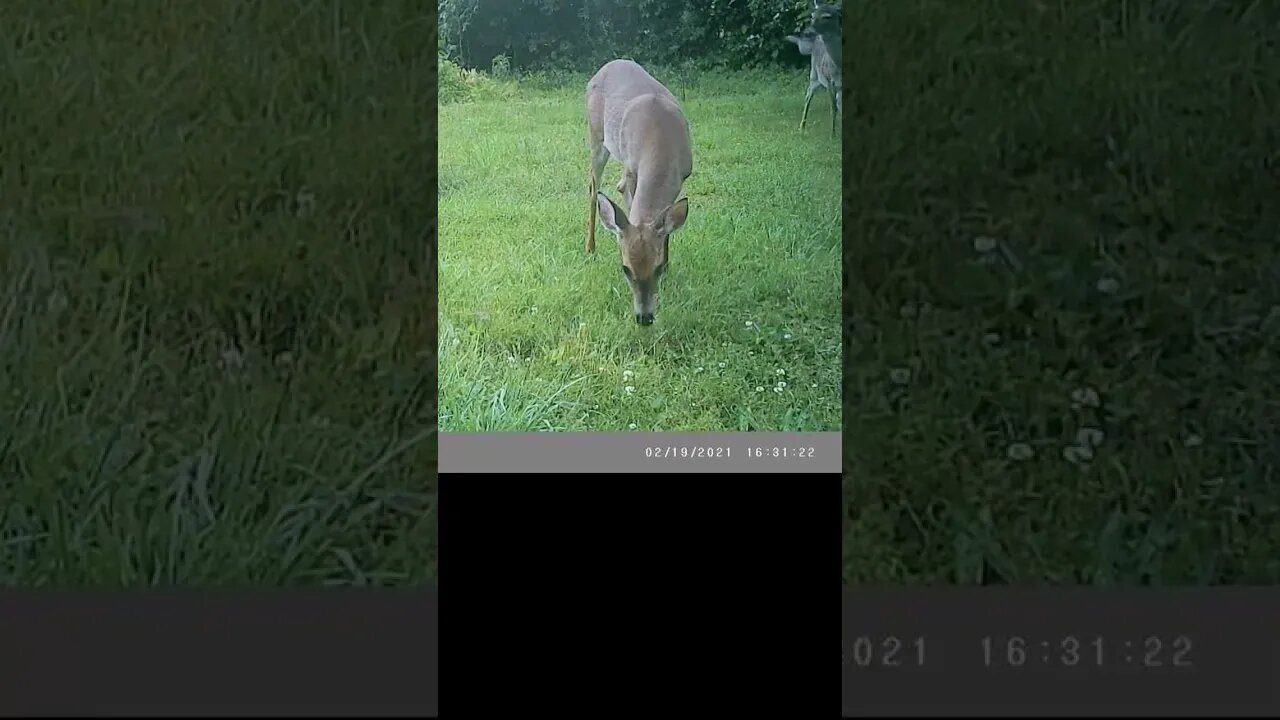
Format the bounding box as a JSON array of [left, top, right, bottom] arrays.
[[629, 164, 680, 226]]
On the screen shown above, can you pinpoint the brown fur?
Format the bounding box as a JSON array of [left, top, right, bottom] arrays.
[[585, 60, 693, 324]]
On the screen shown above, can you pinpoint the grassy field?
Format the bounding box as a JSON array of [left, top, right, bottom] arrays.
[[438, 68, 843, 431], [842, 1, 1280, 584], [0, 1, 438, 585]]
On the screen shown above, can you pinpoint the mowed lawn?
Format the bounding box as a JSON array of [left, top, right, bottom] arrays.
[[1, 1, 438, 585], [438, 70, 843, 432], [842, 1, 1280, 584]]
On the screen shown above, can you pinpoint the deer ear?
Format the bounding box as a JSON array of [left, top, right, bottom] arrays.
[[658, 198, 689, 235], [596, 192, 628, 234]]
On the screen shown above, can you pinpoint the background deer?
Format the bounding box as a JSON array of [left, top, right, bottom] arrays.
[[585, 59, 693, 326], [786, 1, 843, 137]]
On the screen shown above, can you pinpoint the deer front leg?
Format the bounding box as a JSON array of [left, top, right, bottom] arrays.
[[587, 171, 597, 254], [800, 81, 819, 131], [586, 146, 610, 254], [618, 170, 636, 207]]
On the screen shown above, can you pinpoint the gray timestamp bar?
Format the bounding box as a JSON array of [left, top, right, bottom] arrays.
[[440, 431, 840, 473], [842, 588, 1279, 716]]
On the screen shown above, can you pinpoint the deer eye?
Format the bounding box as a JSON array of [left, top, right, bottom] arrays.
[[621, 265, 633, 280]]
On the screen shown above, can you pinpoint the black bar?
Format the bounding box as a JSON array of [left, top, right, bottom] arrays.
[[441, 474, 836, 714], [0, 591, 439, 716]]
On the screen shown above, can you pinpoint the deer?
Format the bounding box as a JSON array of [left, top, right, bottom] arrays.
[[786, 1, 843, 138], [585, 59, 692, 326]]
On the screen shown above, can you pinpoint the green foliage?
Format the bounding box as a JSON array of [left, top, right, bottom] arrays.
[[491, 53, 512, 77], [437, 71, 842, 432], [2, 0, 438, 585], [440, 0, 819, 72], [841, 0, 1280, 584], [438, 0, 481, 60], [439, 52, 517, 105]]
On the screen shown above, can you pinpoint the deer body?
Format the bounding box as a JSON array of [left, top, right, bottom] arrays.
[[787, 2, 843, 137], [586, 59, 692, 326]]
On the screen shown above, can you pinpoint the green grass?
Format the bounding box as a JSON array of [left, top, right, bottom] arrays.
[[438, 68, 843, 431], [0, 1, 438, 585], [842, 1, 1280, 584]]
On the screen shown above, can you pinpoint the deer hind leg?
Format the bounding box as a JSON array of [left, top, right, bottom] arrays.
[[829, 84, 839, 139]]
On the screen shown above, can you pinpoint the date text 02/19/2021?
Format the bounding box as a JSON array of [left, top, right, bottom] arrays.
[[645, 446, 731, 459], [642, 446, 818, 459]]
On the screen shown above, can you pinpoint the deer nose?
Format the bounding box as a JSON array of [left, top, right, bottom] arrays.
[[636, 313, 654, 326]]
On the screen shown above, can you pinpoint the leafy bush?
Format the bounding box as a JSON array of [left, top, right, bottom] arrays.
[[490, 53, 512, 77], [439, 0, 821, 73], [438, 52, 516, 105]]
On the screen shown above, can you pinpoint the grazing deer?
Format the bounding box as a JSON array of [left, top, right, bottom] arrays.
[[786, 1, 843, 137], [585, 59, 692, 326]]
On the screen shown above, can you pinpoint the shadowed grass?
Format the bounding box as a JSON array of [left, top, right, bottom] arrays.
[[1, 1, 438, 585], [842, 0, 1280, 584], [438, 67, 842, 431]]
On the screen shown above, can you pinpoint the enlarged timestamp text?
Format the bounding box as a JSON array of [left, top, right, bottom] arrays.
[[844, 637, 928, 668]]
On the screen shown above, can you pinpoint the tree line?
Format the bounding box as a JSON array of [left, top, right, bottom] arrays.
[[439, 0, 819, 73]]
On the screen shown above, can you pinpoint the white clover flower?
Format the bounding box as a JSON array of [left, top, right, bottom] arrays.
[[1062, 445, 1094, 464], [47, 291, 68, 313], [1077, 427, 1105, 447], [220, 348, 244, 370], [973, 236, 998, 253], [1070, 386, 1101, 409], [1096, 277, 1120, 294], [1007, 443, 1034, 461]]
